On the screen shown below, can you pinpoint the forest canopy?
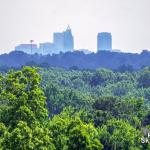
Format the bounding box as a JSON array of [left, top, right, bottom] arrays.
[[0, 66, 150, 149]]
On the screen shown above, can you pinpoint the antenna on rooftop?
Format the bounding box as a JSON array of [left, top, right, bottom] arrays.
[[67, 25, 71, 30]]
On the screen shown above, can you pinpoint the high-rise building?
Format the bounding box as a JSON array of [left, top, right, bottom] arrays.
[[97, 32, 112, 51], [53, 26, 74, 52], [53, 32, 64, 50], [63, 25, 74, 51]]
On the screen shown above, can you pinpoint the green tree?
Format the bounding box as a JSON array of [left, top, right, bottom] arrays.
[[2, 121, 55, 150], [138, 68, 150, 88], [93, 96, 145, 128], [67, 118, 103, 150], [0, 67, 48, 128], [98, 119, 142, 150], [0, 67, 55, 149], [47, 110, 103, 150], [91, 68, 115, 86]]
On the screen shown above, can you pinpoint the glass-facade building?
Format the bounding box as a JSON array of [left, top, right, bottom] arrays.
[[63, 26, 74, 51], [97, 32, 112, 51], [53, 26, 74, 52]]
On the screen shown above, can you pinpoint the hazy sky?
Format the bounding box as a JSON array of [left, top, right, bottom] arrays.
[[0, 0, 150, 53]]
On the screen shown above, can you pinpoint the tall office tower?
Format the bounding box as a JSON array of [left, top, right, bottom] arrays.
[[97, 32, 112, 51], [63, 25, 74, 51], [53, 32, 64, 50], [53, 26, 74, 52]]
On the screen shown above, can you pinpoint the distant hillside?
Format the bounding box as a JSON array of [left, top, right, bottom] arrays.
[[0, 50, 150, 70]]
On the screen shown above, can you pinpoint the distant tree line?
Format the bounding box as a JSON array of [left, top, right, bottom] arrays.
[[0, 50, 150, 70]]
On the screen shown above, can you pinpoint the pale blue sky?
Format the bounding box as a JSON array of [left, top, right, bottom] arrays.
[[0, 0, 150, 53]]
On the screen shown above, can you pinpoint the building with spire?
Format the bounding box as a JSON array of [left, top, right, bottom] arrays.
[[53, 25, 74, 52], [63, 25, 74, 51]]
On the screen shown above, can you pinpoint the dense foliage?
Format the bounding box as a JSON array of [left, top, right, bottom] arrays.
[[0, 66, 150, 149], [0, 50, 150, 70]]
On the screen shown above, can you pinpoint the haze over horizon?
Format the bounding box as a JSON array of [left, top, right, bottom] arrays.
[[0, 0, 150, 54]]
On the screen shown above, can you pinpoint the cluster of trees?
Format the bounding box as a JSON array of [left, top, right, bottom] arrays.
[[41, 66, 150, 101], [0, 50, 150, 70], [0, 66, 150, 149]]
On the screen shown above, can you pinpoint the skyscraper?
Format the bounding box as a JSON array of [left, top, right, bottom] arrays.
[[53, 26, 74, 52], [97, 32, 112, 51], [53, 32, 64, 50], [63, 25, 74, 51]]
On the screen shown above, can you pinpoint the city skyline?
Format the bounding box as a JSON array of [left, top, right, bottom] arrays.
[[15, 28, 115, 55], [15, 25, 75, 55], [0, 0, 150, 54]]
